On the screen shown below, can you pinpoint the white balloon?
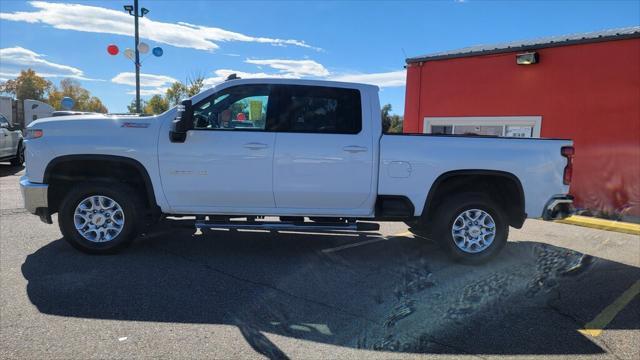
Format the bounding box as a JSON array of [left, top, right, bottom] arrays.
[[137, 42, 149, 54], [123, 48, 134, 60]]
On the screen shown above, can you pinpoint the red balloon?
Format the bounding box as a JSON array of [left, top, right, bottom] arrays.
[[107, 44, 119, 56]]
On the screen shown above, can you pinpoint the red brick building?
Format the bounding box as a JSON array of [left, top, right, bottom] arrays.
[[403, 27, 640, 219]]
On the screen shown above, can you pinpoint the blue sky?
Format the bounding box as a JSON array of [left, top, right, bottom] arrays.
[[1, 0, 639, 114]]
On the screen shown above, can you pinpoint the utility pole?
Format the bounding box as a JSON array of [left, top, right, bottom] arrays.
[[124, 0, 149, 114], [133, 0, 140, 114]]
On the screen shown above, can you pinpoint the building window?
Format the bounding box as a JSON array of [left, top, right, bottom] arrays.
[[431, 125, 453, 135], [424, 116, 542, 138]]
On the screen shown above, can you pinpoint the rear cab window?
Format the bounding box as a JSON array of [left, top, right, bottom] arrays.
[[268, 85, 362, 134]]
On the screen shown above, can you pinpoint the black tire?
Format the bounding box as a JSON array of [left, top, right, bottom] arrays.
[[10, 141, 24, 166], [432, 193, 508, 264], [58, 182, 144, 254]]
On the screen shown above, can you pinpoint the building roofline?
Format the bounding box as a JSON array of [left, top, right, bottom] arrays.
[[406, 27, 640, 64]]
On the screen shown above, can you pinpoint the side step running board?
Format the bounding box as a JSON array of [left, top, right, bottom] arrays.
[[194, 220, 380, 232]]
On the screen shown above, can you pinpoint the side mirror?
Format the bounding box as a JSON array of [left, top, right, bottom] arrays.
[[169, 99, 193, 143]]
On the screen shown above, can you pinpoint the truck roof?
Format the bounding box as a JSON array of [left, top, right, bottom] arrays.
[[191, 78, 380, 105], [213, 77, 380, 91]]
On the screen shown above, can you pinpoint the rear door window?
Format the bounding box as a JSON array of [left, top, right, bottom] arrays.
[[268, 85, 361, 134]]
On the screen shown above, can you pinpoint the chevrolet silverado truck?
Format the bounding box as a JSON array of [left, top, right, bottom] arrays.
[[20, 78, 574, 263]]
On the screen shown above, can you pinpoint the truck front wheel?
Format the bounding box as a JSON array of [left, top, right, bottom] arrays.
[[58, 182, 143, 254], [432, 193, 508, 264]]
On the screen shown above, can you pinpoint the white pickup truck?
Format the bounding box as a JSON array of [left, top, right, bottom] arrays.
[[20, 78, 574, 263]]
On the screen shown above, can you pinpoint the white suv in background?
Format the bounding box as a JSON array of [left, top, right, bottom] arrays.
[[0, 114, 25, 166]]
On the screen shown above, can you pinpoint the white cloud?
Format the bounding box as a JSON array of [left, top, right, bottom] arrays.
[[202, 69, 297, 88], [129, 87, 170, 96], [200, 67, 405, 89], [0, 46, 98, 80], [1, 1, 319, 51], [112, 72, 177, 96], [111, 72, 177, 88], [113, 60, 404, 97], [330, 70, 406, 88], [245, 59, 329, 77]]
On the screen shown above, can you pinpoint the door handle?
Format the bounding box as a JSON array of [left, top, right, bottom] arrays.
[[243, 142, 268, 150], [343, 145, 368, 153]]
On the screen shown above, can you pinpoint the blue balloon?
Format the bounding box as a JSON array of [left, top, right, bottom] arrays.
[[152, 47, 163, 57], [61, 97, 74, 110]]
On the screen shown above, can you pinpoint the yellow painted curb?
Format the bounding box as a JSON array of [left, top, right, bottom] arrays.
[[556, 215, 640, 235]]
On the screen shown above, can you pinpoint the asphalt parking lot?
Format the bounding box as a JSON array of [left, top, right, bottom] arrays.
[[1, 164, 639, 359]]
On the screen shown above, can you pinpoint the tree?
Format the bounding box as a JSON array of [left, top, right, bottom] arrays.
[[164, 75, 206, 106], [144, 94, 169, 114], [186, 75, 204, 97], [127, 98, 147, 113], [48, 79, 108, 113], [0, 69, 52, 101], [165, 82, 187, 107], [381, 104, 403, 133]]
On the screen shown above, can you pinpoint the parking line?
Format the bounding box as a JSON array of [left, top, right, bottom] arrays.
[[321, 231, 413, 253], [578, 279, 640, 337]]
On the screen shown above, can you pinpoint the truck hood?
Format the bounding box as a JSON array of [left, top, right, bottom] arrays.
[[25, 111, 175, 144], [28, 113, 157, 128]]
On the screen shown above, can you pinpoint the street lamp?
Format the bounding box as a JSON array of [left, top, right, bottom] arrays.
[[123, 0, 149, 114]]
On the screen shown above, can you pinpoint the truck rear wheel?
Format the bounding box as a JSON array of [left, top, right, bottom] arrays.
[[58, 182, 143, 254], [432, 193, 508, 264]]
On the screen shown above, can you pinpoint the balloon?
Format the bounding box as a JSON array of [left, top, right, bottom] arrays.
[[137, 42, 149, 54], [123, 48, 134, 60], [152, 47, 163, 57], [107, 44, 119, 55], [61, 97, 75, 110]]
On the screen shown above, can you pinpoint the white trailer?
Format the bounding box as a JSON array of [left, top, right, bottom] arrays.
[[0, 96, 13, 124], [0, 96, 53, 129]]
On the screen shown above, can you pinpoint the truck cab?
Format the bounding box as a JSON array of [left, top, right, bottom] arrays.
[[161, 80, 380, 217]]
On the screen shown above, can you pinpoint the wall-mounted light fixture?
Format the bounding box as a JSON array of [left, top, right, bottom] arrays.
[[516, 52, 539, 65]]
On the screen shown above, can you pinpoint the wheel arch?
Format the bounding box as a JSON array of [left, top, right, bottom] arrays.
[[44, 154, 160, 217], [422, 169, 526, 228]]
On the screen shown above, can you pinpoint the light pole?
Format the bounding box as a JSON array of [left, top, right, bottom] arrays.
[[124, 0, 149, 114]]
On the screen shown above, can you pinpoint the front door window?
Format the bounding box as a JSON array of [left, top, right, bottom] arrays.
[[193, 85, 269, 130]]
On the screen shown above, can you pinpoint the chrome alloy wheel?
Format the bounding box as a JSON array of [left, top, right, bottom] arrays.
[[73, 195, 125, 243], [451, 209, 496, 254]]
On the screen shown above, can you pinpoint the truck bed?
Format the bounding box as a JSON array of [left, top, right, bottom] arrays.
[[378, 133, 572, 218]]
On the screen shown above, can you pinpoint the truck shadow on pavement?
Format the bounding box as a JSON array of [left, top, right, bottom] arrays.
[[21, 228, 640, 358]]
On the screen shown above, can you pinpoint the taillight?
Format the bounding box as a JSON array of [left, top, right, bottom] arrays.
[[561, 146, 574, 185], [25, 129, 43, 140]]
